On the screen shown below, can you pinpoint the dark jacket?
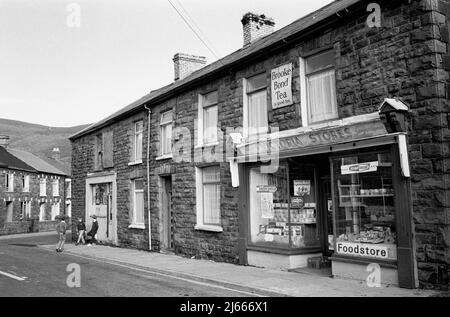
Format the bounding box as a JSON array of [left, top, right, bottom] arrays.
[[88, 221, 98, 236], [77, 222, 86, 231], [56, 221, 67, 234]]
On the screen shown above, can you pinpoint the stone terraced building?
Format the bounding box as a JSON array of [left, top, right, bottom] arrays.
[[70, 0, 450, 290]]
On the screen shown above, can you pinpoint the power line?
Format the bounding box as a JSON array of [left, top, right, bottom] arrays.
[[166, 0, 221, 62]]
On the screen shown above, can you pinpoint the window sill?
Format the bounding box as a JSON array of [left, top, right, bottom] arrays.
[[128, 161, 143, 166], [195, 142, 220, 149], [155, 154, 173, 161], [194, 224, 223, 232], [128, 224, 146, 230]]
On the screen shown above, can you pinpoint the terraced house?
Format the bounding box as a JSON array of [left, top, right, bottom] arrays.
[[70, 0, 450, 290], [0, 136, 71, 234]]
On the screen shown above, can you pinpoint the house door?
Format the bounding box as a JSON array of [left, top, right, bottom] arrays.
[[88, 183, 116, 244], [160, 177, 174, 251]]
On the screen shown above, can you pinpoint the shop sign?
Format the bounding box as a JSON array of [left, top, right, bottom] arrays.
[[336, 242, 389, 259], [271, 63, 293, 109], [256, 185, 277, 193], [293, 180, 310, 196], [341, 161, 378, 175]]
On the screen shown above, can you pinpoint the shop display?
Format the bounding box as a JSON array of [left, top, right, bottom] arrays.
[[332, 151, 397, 261]]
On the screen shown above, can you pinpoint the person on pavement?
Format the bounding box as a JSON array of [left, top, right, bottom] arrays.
[[55, 215, 67, 253], [86, 214, 98, 246], [75, 218, 86, 246]]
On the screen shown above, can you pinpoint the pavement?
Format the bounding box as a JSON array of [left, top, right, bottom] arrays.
[[28, 231, 443, 297]]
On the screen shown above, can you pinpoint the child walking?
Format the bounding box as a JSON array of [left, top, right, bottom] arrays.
[[56, 215, 67, 253], [75, 218, 86, 246]]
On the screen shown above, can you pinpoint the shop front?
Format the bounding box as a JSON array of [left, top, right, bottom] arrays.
[[234, 111, 416, 288]]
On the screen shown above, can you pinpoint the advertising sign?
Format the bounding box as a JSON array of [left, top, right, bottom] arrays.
[[293, 180, 311, 196], [271, 63, 293, 109], [341, 161, 379, 175]]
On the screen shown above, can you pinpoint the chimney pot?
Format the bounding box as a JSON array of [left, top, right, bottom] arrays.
[[241, 12, 275, 47], [173, 53, 207, 81], [0, 135, 10, 148]]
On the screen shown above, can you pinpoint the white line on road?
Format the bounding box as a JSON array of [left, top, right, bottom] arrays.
[[0, 270, 27, 281]]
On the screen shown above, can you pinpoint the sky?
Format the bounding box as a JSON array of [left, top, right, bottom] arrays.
[[0, 0, 333, 127]]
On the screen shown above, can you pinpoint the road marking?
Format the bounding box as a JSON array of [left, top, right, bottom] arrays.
[[0, 270, 27, 281], [48, 251, 267, 297]]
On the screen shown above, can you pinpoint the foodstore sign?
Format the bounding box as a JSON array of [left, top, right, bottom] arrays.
[[336, 242, 389, 259]]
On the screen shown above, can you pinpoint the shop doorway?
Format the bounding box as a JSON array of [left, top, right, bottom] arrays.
[[160, 176, 174, 252]]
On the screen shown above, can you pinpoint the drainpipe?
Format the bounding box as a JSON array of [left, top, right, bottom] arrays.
[[144, 105, 152, 251]]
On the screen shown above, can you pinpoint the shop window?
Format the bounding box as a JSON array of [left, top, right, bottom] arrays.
[[198, 91, 218, 146], [40, 178, 47, 196], [332, 151, 397, 261], [300, 50, 337, 125], [6, 173, 14, 192], [249, 162, 320, 249], [131, 179, 145, 227], [244, 73, 268, 138], [22, 175, 30, 192], [195, 166, 221, 230], [160, 110, 173, 157]]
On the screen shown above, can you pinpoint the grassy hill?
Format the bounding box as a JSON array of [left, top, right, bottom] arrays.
[[0, 118, 90, 172]]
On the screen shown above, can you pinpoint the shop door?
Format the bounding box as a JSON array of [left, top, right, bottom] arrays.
[[161, 177, 174, 251], [319, 178, 334, 256]]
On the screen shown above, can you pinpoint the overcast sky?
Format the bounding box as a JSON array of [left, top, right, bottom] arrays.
[[0, 0, 333, 127]]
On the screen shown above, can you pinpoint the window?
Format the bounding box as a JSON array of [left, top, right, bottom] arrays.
[[51, 202, 60, 220], [39, 203, 46, 221], [52, 179, 59, 197], [6, 173, 14, 192], [160, 110, 173, 157], [300, 50, 337, 125], [244, 73, 268, 138], [66, 179, 72, 199], [22, 175, 30, 192], [198, 91, 218, 145], [6, 202, 13, 222], [103, 130, 114, 168], [131, 179, 145, 227], [94, 133, 103, 170], [133, 121, 143, 163], [195, 166, 221, 230], [332, 150, 397, 261], [40, 178, 46, 196], [66, 202, 72, 218], [21, 201, 31, 218]]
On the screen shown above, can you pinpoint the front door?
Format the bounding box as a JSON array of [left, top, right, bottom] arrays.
[[319, 177, 334, 256], [160, 177, 174, 251], [88, 182, 116, 244]]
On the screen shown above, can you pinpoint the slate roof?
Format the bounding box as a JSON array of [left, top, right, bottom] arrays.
[[70, 0, 361, 140], [0, 146, 36, 172], [7, 148, 67, 176]]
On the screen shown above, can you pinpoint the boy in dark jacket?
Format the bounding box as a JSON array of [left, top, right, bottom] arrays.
[[75, 218, 86, 246], [56, 215, 67, 253], [87, 214, 99, 246]]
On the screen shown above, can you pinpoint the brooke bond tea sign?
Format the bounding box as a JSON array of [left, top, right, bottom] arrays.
[[271, 63, 293, 109]]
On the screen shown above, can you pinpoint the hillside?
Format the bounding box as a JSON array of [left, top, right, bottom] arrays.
[[0, 118, 90, 174]]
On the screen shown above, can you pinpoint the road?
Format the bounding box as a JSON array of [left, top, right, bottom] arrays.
[[0, 233, 256, 297]]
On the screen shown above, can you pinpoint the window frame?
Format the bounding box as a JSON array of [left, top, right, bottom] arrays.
[[129, 179, 145, 229], [299, 49, 338, 127], [52, 179, 59, 197], [22, 175, 30, 192], [243, 73, 269, 139], [6, 173, 14, 192], [198, 90, 219, 146], [21, 201, 31, 218], [132, 120, 144, 164], [40, 178, 47, 197], [195, 165, 223, 232], [159, 110, 173, 158]]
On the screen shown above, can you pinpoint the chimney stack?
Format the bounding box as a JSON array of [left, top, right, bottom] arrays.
[[173, 53, 207, 81], [0, 135, 10, 148], [241, 13, 275, 47], [52, 147, 61, 161]]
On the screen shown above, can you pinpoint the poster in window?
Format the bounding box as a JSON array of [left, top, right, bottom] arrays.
[[260, 192, 274, 219], [271, 63, 293, 109], [293, 180, 311, 196]]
